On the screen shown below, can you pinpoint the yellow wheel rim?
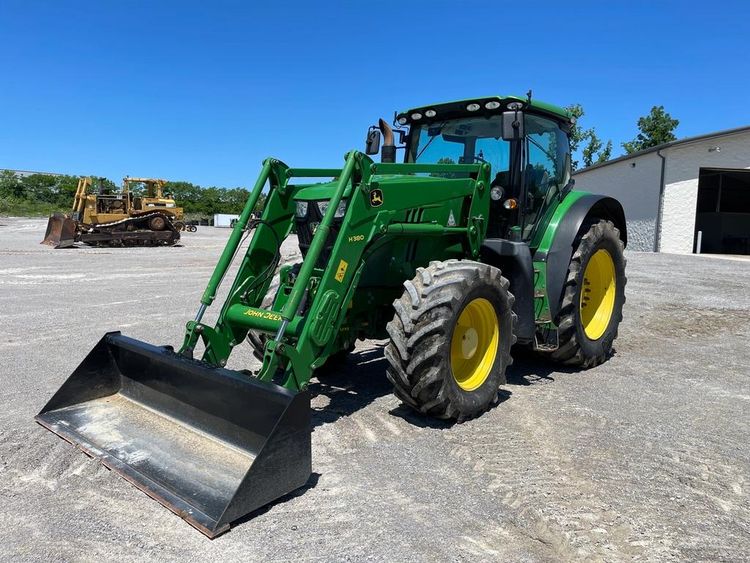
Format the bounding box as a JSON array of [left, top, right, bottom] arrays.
[[580, 249, 617, 340], [450, 298, 499, 391]]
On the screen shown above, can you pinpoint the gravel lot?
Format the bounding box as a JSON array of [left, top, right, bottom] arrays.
[[1, 217, 748, 562]]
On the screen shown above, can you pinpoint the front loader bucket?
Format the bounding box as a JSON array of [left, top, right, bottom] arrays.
[[41, 213, 77, 248], [35, 332, 311, 538]]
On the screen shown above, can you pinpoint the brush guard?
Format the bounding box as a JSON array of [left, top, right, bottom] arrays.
[[35, 332, 311, 538]]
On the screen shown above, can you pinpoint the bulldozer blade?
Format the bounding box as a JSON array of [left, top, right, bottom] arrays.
[[35, 332, 312, 538], [41, 213, 77, 248]]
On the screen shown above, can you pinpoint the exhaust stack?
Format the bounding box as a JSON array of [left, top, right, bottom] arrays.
[[379, 118, 396, 163]]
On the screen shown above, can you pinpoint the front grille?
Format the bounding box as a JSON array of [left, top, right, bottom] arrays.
[[405, 207, 426, 223]]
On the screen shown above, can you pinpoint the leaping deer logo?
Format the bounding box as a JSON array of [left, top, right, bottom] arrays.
[[370, 189, 384, 207]]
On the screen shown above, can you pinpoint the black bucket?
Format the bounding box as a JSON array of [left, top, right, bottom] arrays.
[[35, 332, 311, 538]]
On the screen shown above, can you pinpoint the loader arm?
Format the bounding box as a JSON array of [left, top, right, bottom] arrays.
[[181, 151, 492, 391], [72, 177, 90, 217]]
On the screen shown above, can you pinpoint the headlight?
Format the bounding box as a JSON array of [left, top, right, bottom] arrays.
[[490, 186, 504, 201], [466, 103, 481, 112], [295, 201, 309, 217], [503, 198, 518, 210], [317, 200, 348, 218]]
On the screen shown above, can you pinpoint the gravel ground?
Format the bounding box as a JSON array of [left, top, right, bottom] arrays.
[[1, 217, 749, 562]]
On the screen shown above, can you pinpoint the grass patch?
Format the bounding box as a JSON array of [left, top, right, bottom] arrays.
[[0, 197, 59, 217]]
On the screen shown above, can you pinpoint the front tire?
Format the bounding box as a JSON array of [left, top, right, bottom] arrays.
[[551, 219, 626, 367], [385, 260, 516, 421]]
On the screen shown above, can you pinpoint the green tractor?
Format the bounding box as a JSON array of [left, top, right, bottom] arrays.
[[37, 94, 627, 537]]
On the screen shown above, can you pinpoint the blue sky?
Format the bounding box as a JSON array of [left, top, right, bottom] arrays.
[[2, 1, 748, 186]]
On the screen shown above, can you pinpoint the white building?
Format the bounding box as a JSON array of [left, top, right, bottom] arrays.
[[573, 126, 750, 255], [1, 168, 60, 178], [213, 213, 240, 228]]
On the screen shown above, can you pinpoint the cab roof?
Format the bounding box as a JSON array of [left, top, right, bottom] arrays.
[[396, 95, 572, 126]]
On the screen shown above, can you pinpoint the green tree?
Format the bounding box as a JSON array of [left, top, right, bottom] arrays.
[[429, 157, 463, 179], [53, 175, 81, 208], [21, 174, 57, 202], [164, 181, 203, 213], [582, 132, 613, 168], [565, 104, 612, 170], [566, 104, 586, 160], [222, 187, 253, 214], [0, 170, 23, 198], [622, 105, 679, 154]]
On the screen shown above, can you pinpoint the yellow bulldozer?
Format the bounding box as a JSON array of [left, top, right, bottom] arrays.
[[41, 176, 191, 248]]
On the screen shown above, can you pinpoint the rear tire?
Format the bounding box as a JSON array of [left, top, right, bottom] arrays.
[[385, 260, 516, 421], [550, 219, 626, 367]]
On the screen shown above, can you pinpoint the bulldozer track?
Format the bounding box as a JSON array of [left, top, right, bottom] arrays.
[[81, 211, 173, 229], [79, 212, 180, 247]]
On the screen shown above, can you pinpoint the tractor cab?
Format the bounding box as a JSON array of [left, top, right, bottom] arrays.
[[362, 96, 579, 346], [386, 96, 574, 245]]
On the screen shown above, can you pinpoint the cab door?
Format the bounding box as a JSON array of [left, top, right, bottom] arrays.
[[520, 114, 572, 242]]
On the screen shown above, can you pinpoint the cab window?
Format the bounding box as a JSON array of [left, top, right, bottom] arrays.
[[408, 115, 510, 177], [522, 115, 571, 239]]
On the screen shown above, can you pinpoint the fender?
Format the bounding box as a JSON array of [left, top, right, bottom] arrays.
[[535, 192, 627, 320]]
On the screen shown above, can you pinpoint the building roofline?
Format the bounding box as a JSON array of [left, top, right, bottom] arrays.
[[573, 124, 750, 174], [1, 168, 63, 176]]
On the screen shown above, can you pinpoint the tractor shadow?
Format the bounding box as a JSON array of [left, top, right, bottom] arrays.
[[505, 347, 566, 385], [309, 344, 458, 430], [308, 343, 594, 430], [505, 345, 619, 385], [307, 344, 455, 430], [308, 345, 393, 430]]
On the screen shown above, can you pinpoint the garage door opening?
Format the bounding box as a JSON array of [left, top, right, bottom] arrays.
[[694, 168, 750, 254]]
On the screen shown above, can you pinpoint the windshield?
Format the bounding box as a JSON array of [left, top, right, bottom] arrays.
[[407, 115, 510, 175]]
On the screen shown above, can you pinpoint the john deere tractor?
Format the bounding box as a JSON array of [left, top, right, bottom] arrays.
[[37, 94, 626, 537]]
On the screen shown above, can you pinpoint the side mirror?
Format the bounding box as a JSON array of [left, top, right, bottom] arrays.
[[365, 127, 381, 155], [502, 111, 524, 141]]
